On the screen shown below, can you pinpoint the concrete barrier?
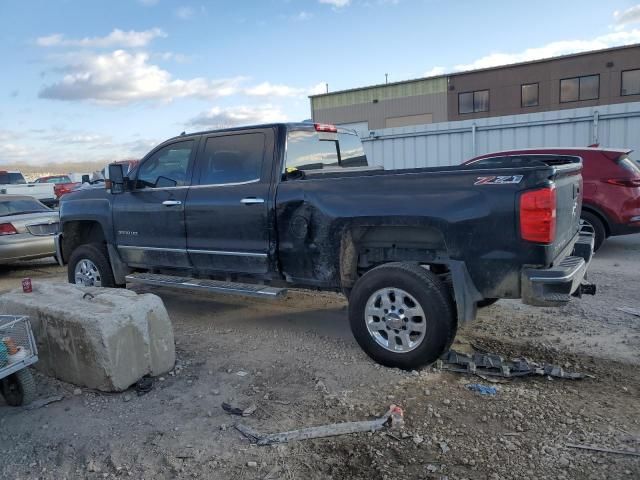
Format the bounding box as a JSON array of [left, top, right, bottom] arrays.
[[0, 282, 175, 392]]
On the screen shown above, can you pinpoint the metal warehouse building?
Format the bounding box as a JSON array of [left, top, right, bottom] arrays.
[[309, 44, 640, 168], [311, 44, 640, 131]]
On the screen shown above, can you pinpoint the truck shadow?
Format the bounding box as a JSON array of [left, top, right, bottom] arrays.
[[144, 287, 353, 342]]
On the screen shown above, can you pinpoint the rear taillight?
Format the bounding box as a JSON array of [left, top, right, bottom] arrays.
[[520, 186, 557, 244], [605, 178, 640, 187], [0, 223, 18, 236], [314, 123, 338, 133]]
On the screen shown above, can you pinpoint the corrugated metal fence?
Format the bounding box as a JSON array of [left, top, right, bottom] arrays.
[[361, 101, 640, 168]]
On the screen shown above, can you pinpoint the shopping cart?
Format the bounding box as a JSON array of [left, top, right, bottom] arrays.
[[0, 315, 38, 406]]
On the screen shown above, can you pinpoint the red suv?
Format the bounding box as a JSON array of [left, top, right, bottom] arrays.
[[465, 148, 640, 250]]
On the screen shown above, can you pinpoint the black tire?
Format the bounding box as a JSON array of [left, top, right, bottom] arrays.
[[67, 243, 116, 287], [581, 211, 606, 252], [348, 262, 456, 370], [477, 298, 499, 308], [1, 368, 36, 406]]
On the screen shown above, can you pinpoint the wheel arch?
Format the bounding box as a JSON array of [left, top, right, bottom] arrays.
[[581, 204, 611, 237], [339, 225, 481, 324], [61, 220, 107, 262]]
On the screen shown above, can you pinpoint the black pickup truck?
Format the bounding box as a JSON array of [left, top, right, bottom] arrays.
[[57, 122, 595, 369]]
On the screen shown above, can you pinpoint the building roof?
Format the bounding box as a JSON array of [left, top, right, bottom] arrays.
[[309, 43, 640, 99]]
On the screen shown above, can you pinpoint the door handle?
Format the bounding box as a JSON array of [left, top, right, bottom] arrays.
[[240, 197, 265, 205], [162, 200, 182, 206]]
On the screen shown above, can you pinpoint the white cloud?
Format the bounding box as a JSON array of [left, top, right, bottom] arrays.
[[36, 28, 166, 48], [613, 5, 640, 25], [175, 6, 195, 20], [187, 105, 287, 129], [138, 0, 159, 5], [308, 82, 327, 95], [423, 66, 446, 77], [244, 82, 304, 97], [319, 0, 350, 8], [38, 50, 244, 104]]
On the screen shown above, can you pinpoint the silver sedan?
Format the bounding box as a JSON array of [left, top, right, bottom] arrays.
[[0, 195, 59, 264]]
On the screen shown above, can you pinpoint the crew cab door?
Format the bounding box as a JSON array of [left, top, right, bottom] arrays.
[[113, 139, 198, 269], [185, 128, 275, 274]]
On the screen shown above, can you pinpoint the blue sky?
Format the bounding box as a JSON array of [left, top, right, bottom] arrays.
[[1, 0, 640, 165]]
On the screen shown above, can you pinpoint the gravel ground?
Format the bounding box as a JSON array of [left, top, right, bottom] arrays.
[[0, 235, 639, 479]]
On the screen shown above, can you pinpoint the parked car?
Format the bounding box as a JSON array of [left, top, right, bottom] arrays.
[[0, 195, 59, 264], [56, 123, 595, 369], [0, 171, 56, 207], [34, 175, 81, 200], [464, 148, 640, 250]]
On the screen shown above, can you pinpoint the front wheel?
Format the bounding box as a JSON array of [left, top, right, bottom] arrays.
[[348, 262, 456, 370], [67, 243, 116, 288]]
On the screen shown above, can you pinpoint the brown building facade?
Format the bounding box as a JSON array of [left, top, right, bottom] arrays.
[[310, 44, 640, 130], [447, 44, 640, 121]]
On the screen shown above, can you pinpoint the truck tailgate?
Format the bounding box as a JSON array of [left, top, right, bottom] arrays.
[[549, 164, 582, 263]]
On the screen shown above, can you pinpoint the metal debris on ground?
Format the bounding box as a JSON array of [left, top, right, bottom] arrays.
[[222, 401, 257, 417], [235, 404, 404, 446], [437, 350, 589, 379], [566, 443, 640, 457], [616, 307, 640, 318], [465, 383, 498, 396]]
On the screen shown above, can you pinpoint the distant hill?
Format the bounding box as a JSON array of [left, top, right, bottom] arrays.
[[0, 159, 138, 181]]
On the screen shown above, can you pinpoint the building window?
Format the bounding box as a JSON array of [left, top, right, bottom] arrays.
[[459, 90, 489, 114], [560, 74, 599, 103], [521, 83, 539, 107], [621, 69, 640, 96]]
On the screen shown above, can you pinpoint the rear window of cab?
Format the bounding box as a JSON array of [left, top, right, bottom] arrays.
[[285, 129, 367, 171]]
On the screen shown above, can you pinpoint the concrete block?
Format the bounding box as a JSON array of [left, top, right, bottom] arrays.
[[0, 282, 175, 392]]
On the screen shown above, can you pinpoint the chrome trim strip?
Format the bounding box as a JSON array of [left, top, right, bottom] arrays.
[[118, 245, 187, 253], [189, 179, 261, 188], [118, 245, 267, 258], [187, 249, 267, 258]]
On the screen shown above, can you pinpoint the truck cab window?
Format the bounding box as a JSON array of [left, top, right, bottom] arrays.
[[286, 130, 339, 170], [339, 132, 367, 167], [197, 133, 265, 185], [286, 129, 368, 171], [136, 140, 194, 188]]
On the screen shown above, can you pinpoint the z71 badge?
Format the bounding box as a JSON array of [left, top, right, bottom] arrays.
[[474, 175, 524, 185]]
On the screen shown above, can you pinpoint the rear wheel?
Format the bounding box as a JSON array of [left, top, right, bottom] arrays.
[[68, 243, 116, 288], [580, 211, 606, 252], [1, 369, 36, 406], [348, 262, 456, 369]]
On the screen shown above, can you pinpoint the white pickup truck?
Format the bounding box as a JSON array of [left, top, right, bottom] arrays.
[[0, 171, 56, 207]]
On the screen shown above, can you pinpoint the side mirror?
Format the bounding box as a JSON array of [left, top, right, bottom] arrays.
[[81, 174, 90, 184], [107, 164, 127, 194]]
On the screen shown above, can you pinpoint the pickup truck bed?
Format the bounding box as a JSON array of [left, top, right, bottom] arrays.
[[57, 122, 595, 369]]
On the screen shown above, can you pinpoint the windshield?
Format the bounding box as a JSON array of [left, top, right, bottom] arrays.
[[0, 172, 26, 185], [285, 129, 368, 171], [0, 199, 50, 216]]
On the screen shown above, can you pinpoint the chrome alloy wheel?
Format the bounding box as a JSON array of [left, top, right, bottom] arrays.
[[74, 259, 102, 287], [364, 288, 427, 353]]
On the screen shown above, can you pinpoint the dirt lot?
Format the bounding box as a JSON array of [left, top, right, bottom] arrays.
[[1, 236, 639, 480]]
